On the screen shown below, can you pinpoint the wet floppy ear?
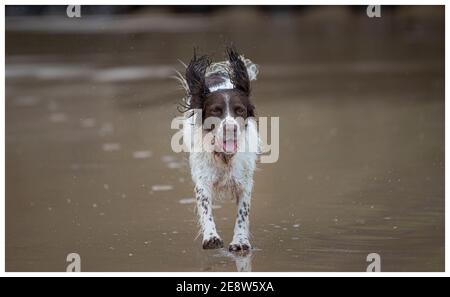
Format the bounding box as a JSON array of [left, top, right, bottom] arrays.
[[227, 46, 250, 96], [185, 49, 210, 109]]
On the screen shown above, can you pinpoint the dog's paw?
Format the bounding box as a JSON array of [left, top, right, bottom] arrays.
[[229, 240, 252, 253], [202, 236, 224, 250]]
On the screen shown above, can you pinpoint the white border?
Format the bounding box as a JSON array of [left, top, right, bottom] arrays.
[[2, 1, 449, 4], [1, 1, 448, 277], [1, 2, 5, 276]]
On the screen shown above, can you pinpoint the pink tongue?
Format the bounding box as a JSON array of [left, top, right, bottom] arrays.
[[223, 139, 237, 153]]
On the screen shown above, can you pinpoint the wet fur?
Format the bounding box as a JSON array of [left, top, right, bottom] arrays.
[[180, 47, 259, 252]]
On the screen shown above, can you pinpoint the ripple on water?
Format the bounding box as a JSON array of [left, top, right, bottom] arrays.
[[49, 112, 67, 123], [102, 143, 121, 152], [133, 150, 152, 159], [179, 198, 196, 204], [152, 185, 174, 191], [80, 118, 96, 128]]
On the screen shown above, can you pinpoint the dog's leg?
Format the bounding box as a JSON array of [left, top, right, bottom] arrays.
[[195, 185, 224, 249], [229, 186, 252, 252]]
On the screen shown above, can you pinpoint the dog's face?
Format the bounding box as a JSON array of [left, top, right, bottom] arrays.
[[185, 47, 255, 155], [203, 89, 254, 154]]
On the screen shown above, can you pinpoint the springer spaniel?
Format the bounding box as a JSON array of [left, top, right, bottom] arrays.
[[177, 47, 259, 252]]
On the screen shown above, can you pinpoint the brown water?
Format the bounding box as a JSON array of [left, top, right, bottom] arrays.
[[5, 7, 444, 272]]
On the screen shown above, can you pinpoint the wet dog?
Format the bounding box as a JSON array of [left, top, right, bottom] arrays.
[[177, 47, 259, 251]]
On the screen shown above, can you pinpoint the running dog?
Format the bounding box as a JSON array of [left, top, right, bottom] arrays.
[[176, 46, 260, 251]]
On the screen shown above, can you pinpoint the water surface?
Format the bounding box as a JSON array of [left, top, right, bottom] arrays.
[[6, 7, 444, 272]]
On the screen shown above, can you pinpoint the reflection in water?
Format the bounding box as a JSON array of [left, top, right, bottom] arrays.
[[216, 250, 254, 272], [234, 253, 253, 272]]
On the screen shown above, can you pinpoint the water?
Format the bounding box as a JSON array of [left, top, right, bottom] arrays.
[[5, 7, 444, 272]]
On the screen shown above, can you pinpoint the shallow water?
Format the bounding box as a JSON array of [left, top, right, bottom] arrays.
[[6, 7, 444, 272]]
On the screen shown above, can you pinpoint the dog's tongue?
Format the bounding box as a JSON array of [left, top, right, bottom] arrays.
[[223, 139, 238, 154]]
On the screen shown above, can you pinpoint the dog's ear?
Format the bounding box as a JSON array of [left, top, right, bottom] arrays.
[[227, 46, 250, 96], [185, 49, 210, 109]]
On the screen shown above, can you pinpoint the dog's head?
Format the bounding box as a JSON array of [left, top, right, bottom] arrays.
[[184, 47, 256, 155]]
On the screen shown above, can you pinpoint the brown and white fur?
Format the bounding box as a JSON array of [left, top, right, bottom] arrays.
[[177, 47, 260, 252]]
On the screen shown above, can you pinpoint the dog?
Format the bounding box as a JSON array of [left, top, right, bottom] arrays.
[[176, 47, 260, 251]]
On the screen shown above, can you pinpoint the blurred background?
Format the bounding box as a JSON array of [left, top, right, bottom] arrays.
[[5, 6, 444, 272]]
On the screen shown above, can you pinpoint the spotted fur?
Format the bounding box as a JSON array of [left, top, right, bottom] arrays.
[[179, 47, 260, 251]]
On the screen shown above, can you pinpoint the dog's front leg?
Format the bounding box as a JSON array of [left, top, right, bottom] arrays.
[[195, 184, 224, 249], [229, 187, 252, 252]]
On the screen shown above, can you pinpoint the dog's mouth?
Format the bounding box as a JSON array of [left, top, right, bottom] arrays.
[[223, 138, 238, 154]]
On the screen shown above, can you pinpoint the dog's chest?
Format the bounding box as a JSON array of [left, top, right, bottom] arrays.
[[212, 167, 241, 200], [213, 167, 235, 188], [190, 152, 255, 200]]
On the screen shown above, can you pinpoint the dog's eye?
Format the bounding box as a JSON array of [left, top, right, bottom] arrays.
[[235, 107, 245, 115], [211, 107, 222, 116]]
